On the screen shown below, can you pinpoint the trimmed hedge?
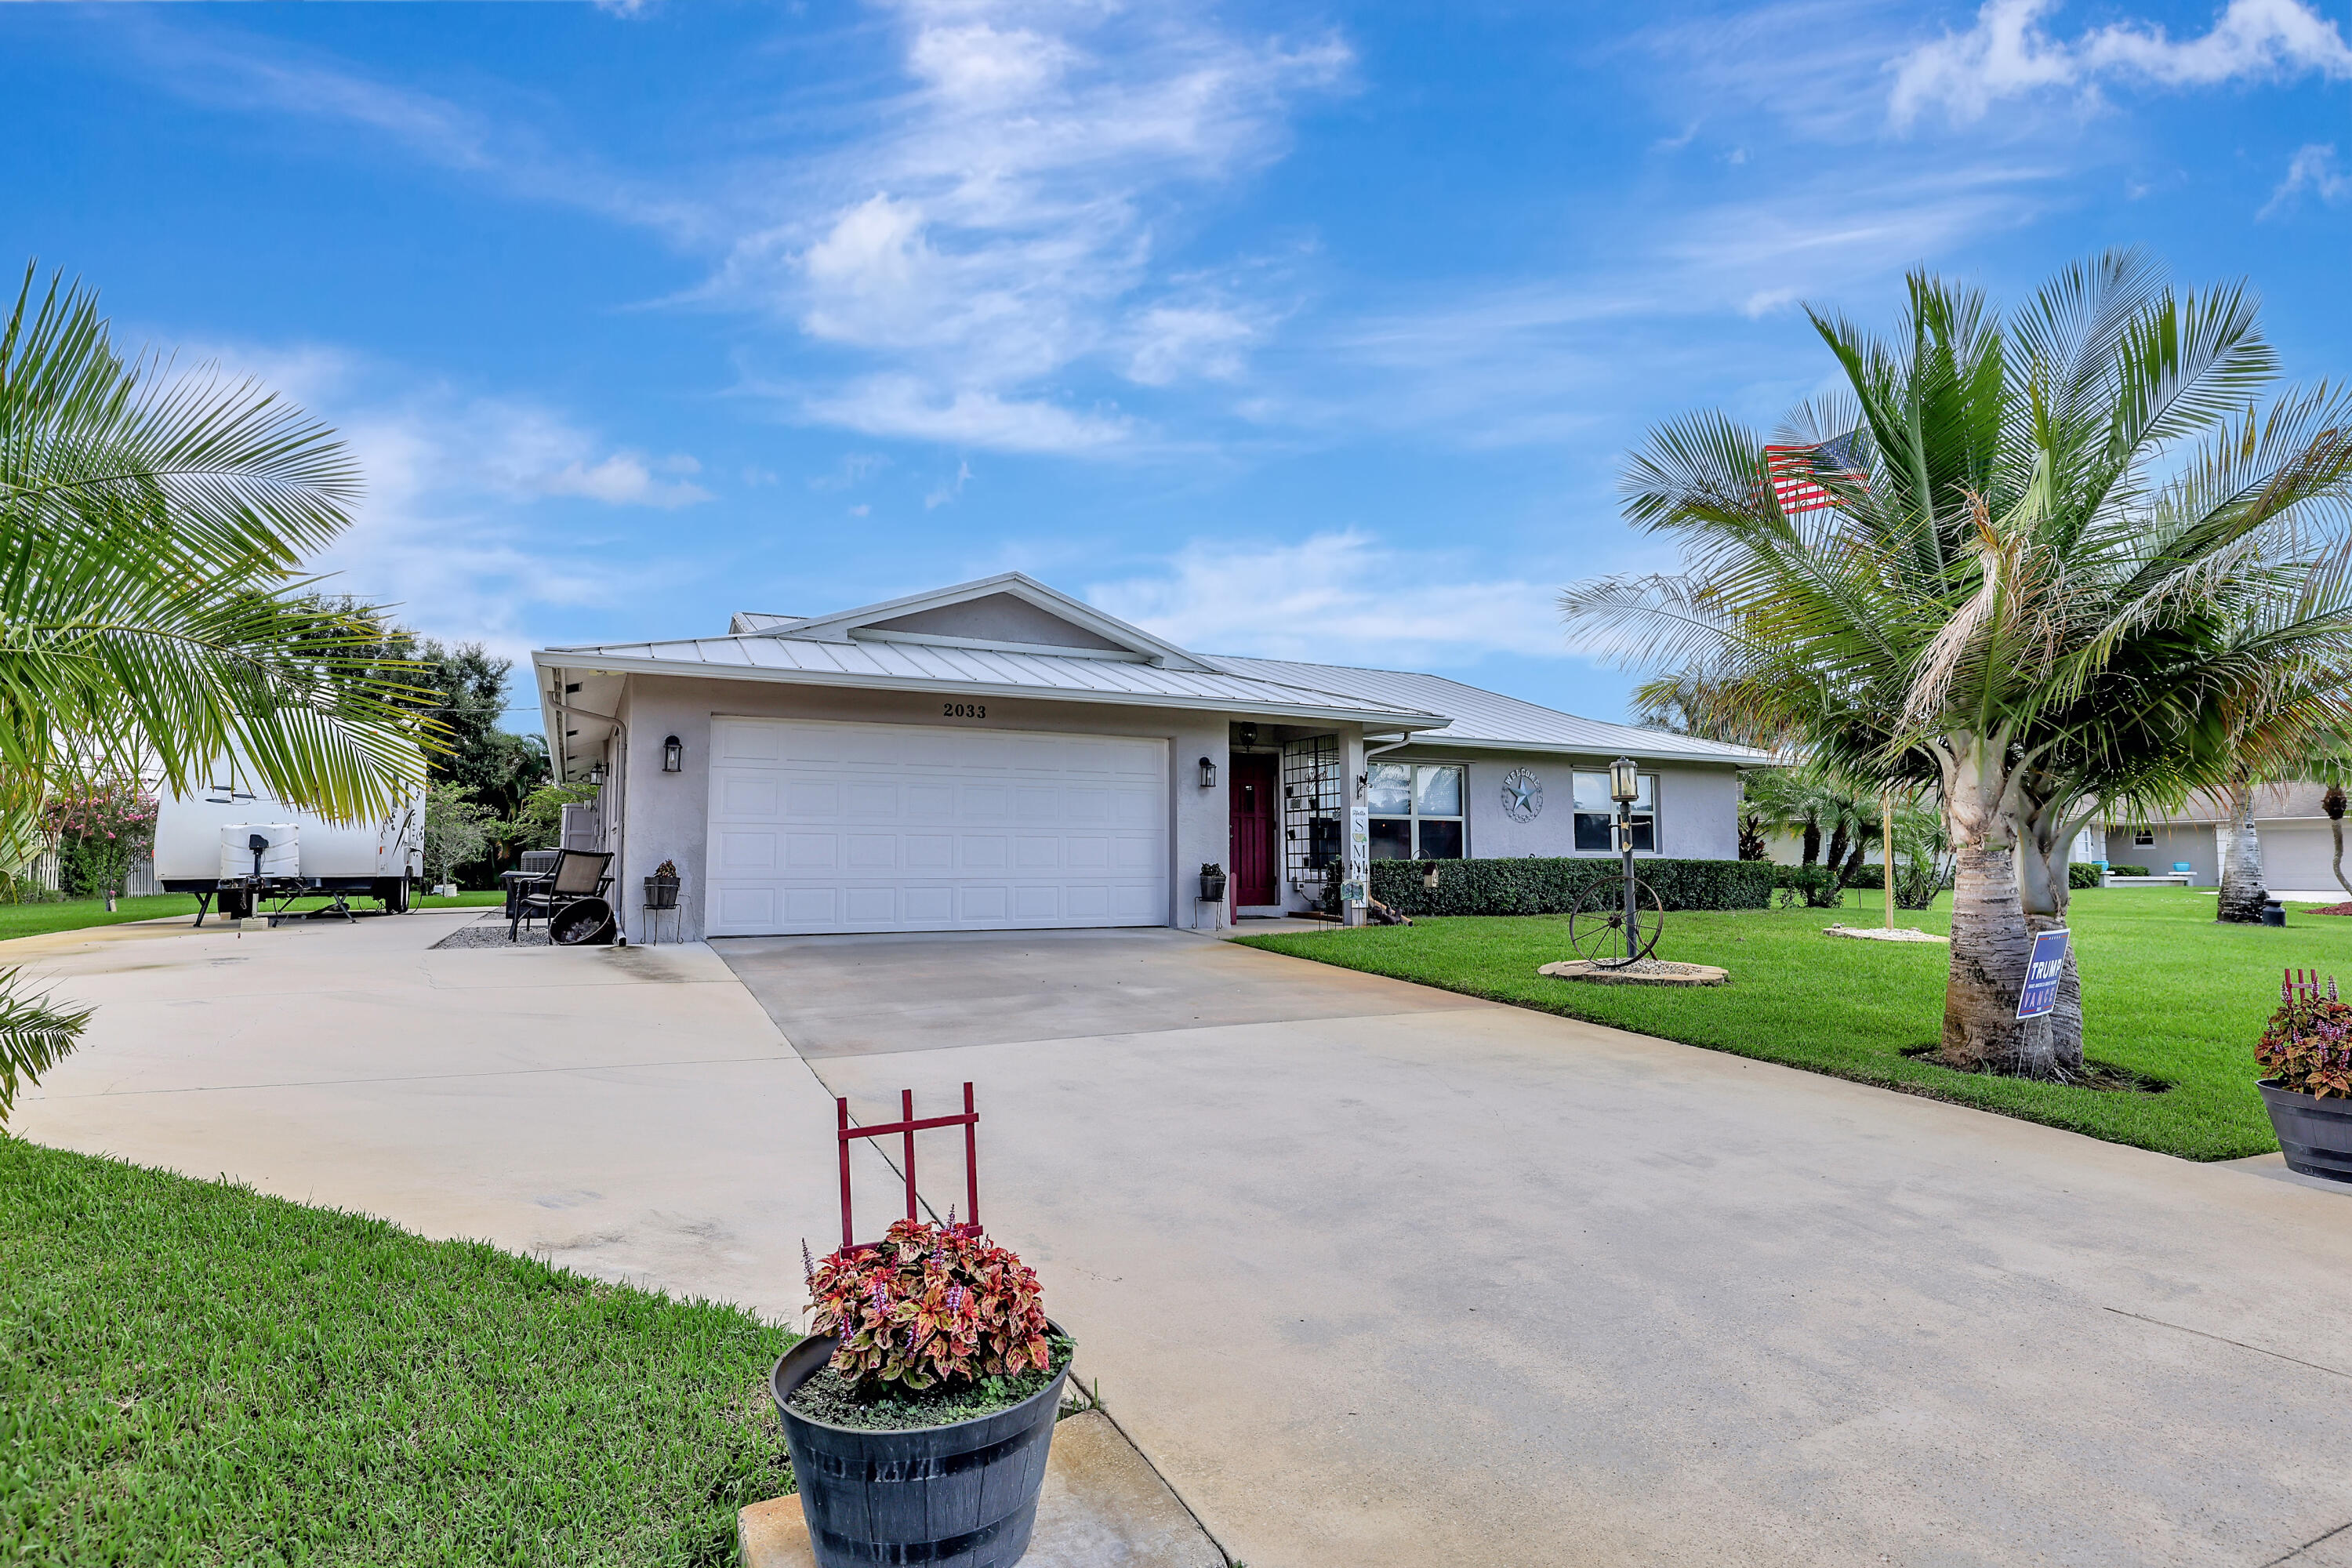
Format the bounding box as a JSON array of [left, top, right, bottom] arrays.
[[2068, 862, 2104, 889], [2107, 863, 2151, 877], [1370, 856, 1773, 916]]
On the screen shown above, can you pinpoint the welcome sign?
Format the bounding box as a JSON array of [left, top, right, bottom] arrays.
[[2016, 928, 2071, 1019]]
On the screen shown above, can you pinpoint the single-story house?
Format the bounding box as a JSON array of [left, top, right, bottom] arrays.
[[2105, 783, 2351, 891], [530, 573, 1771, 941]]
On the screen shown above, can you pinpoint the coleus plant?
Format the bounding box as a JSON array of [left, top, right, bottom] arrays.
[[2258, 971, 2352, 1099], [805, 1218, 1052, 1393]]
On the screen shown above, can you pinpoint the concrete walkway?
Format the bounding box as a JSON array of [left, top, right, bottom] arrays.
[[16, 916, 2352, 1566], [723, 928, 2352, 1568]]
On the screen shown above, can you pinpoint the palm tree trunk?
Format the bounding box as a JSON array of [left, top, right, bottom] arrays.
[[1801, 822, 1820, 866], [1938, 735, 2059, 1076], [2216, 775, 2267, 924]]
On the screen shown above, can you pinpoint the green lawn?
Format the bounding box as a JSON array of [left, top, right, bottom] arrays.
[[1237, 886, 2330, 1161], [0, 891, 505, 942], [0, 1138, 793, 1566]]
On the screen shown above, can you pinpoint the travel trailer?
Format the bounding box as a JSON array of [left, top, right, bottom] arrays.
[[151, 751, 427, 921]]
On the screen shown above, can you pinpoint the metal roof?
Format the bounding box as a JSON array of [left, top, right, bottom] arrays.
[[531, 633, 1448, 728], [1206, 655, 1774, 766]]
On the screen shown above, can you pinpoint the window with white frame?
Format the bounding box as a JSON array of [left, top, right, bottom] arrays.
[[1573, 770, 1657, 852], [1367, 762, 1465, 860]]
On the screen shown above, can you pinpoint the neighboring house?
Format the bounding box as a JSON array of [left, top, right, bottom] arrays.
[[530, 573, 1770, 941], [2105, 783, 2352, 891]]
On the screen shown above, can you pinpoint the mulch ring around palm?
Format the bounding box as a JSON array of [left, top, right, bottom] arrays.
[[2303, 903, 2352, 917], [1899, 1044, 2172, 1094]]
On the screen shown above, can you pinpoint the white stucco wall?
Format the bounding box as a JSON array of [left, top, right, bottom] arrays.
[[606, 673, 1347, 941], [1378, 748, 1744, 862]]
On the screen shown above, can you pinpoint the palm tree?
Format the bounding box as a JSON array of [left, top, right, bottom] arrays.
[[1565, 252, 2352, 1080], [0, 264, 426, 1120]]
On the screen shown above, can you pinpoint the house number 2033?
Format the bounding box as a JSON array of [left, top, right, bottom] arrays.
[[942, 702, 987, 719]]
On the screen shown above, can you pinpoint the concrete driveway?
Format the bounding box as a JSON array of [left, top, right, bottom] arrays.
[[9, 909, 890, 1323], [18, 915, 2352, 1566], [722, 927, 2352, 1568]]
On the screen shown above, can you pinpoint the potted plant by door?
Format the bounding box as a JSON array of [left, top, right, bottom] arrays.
[[773, 1218, 1073, 1567], [644, 858, 681, 911], [1199, 862, 1227, 904], [2255, 971, 2352, 1184]]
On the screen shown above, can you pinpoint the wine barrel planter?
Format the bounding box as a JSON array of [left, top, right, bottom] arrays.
[[2258, 1080, 2352, 1184], [771, 1327, 1072, 1568], [644, 874, 680, 911]]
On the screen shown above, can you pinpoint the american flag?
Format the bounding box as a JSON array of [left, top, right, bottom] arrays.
[[1762, 429, 1867, 514]]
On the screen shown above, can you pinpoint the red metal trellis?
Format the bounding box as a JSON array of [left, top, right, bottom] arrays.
[[836, 1081, 980, 1250]]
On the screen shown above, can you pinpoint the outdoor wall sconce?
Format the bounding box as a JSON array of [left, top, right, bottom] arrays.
[[586, 763, 605, 786], [1609, 755, 1640, 803], [662, 735, 684, 773], [1198, 756, 1218, 789]]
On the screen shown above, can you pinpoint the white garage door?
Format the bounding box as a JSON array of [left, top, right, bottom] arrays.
[[705, 717, 1169, 936]]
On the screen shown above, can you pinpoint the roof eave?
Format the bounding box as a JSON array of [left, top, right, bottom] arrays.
[[1383, 732, 1778, 767], [528, 649, 1448, 731]]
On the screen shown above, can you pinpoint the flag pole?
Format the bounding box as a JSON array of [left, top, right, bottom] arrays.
[[1882, 788, 1895, 930]]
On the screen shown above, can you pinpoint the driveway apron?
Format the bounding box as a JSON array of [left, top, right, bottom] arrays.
[[720, 927, 2352, 1568]]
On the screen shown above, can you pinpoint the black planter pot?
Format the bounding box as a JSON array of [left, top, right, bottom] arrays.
[[2257, 1079, 2352, 1184], [1199, 871, 1227, 903], [644, 875, 680, 911], [771, 1327, 1071, 1568]]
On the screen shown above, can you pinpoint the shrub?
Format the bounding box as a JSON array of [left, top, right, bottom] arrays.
[[1370, 856, 1772, 916], [2258, 974, 2352, 1098], [1770, 863, 1846, 908], [42, 785, 157, 902], [2067, 862, 2104, 890], [805, 1218, 1051, 1394], [2107, 863, 2151, 877]]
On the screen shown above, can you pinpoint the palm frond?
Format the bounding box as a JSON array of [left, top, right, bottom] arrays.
[[0, 967, 91, 1124]]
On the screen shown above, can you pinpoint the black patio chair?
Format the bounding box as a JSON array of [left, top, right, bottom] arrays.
[[501, 848, 563, 920], [510, 848, 614, 942]]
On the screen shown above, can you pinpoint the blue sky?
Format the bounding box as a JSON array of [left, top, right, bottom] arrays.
[[6, 1, 2350, 725]]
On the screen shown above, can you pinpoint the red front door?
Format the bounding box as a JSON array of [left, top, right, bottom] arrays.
[[1229, 753, 1279, 908]]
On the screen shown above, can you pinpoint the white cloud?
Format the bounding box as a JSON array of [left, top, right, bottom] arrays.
[[2261, 142, 2351, 215], [1891, 0, 2352, 126], [800, 375, 1134, 453], [709, 1, 1351, 452], [178, 340, 710, 655], [1124, 303, 1258, 386], [1087, 530, 1568, 667], [924, 460, 973, 509]]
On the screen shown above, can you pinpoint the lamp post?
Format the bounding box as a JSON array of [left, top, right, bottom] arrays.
[[1609, 756, 1639, 964]]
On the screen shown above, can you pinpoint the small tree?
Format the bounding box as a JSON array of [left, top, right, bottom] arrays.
[[421, 783, 493, 889], [503, 782, 601, 855], [43, 785, 157, 912]]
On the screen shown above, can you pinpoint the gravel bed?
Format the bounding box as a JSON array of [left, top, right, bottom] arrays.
[[430, 913, 548, 949]]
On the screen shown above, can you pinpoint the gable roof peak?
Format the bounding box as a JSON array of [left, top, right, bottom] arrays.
[[749, 573, 1210, 671]]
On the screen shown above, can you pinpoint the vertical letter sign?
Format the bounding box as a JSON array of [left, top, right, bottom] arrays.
[[1342, 805, 1369, 907], [2016, 928, 2070, 1019]]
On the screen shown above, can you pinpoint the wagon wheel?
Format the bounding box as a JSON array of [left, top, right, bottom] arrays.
[[1566, 877, 1664, 967]]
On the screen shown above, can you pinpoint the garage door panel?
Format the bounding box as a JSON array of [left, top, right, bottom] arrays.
[[719, 776, 779, 816], [717, 886, 775, 926], [848, 783, 898, 819], [703, 718, 1167, 935], [846, 835, 897, 869], [716, 830, 777, 873], [783, 833, 837, 869]]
